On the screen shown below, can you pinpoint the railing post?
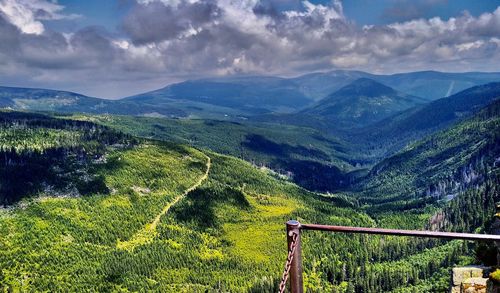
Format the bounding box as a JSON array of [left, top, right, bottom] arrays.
[[287, 220, 304, 293]]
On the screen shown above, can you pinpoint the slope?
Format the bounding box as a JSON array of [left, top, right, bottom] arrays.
[[292, 70, 500, 101], [117, 154, 211, 251], [357, 81, 500, 157], [3, 70, 499, 120], [0, 110, 474, 292], [301, 78, 427, 128], [0, 110, 138, 204], [357, 98, 500, 212], [72, 114, 367, 192], [123, 76, 312, 117], [378, 71, 500, 100], [0, 86, 187, 117]]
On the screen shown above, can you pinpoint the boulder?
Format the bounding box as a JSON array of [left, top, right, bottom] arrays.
[[462, 277, 487, 293], [453, 267, 488, 286]]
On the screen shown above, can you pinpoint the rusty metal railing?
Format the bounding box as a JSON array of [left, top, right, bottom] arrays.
[[280, 220, 500, 293]]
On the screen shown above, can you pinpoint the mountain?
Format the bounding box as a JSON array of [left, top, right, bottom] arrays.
[[291, 70, 500, 101], [0, 86, 187, 117], [2, 70, 499, 120], [300, 78, 428, 128], [251, 81, 500, 173], [74, 114, 367, 192], [2, 102, 498, 291], [358, 82, 500, 155], [0, 86, 104, 111], [126, 70, 498, 112], [356, 98, 500, 216], [123, 76, 312, 116], [291, 70, 375, 100], [377, 71, 500, 100]]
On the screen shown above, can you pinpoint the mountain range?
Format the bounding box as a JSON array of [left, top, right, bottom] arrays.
[[2, 70, 500, 121], [1, 69, 500, 292]]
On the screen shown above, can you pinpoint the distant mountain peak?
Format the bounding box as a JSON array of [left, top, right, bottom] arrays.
[[300, 78, 426, 129], [334, 78, 397, 98]]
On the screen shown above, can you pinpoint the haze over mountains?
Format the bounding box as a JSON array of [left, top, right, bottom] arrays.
[[2, 70, 500, 121], [2, 69, 500, 167]]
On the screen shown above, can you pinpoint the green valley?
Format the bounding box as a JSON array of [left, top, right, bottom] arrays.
[[0, 91, 499, 292]]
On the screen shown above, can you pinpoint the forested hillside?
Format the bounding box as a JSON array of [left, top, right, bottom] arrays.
[[359, 99, 500, 210], [0, 90, 499, 292], [354, 97, 500, 273], [356, 82, 500, 158], [2, 0, 500, 290], [2, 106, 498, 291], [71, 115, 369, 192], [0, 111, 135, 205]]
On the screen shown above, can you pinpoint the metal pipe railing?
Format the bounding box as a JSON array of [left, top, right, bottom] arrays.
[[283, 220, 500, 293]]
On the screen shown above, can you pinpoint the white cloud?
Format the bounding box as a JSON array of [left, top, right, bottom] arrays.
[[0, 0, 79, 35], [331, 54, 369, 68], [456, 40, 484, 52], [0, 0, 499, 98]]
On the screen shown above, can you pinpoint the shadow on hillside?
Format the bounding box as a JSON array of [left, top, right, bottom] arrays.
[[243, 134, 330, 160], [0, 148, 109, 205], [242, 134, 350, 192], [172, 183, 251, 230]]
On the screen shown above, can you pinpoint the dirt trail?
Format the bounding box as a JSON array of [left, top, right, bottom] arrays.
[[117, 154, 211, 250], [149, 154, 211, 230]]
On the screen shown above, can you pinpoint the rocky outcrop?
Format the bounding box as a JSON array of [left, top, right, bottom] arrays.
[[452, 266, 490, 293], [462, 277, 487, 293]]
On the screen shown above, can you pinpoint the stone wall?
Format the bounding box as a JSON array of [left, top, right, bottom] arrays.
[[451, 266, 490, 293]]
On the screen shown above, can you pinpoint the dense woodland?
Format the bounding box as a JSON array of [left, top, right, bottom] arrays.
[[0, 93, 499, 291], [0, 111, 135, 204]]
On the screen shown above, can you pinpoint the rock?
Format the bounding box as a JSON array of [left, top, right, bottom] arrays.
[[454, 267, 488, 286], [452, 266, 491, 293], [472, 268, 489, 278], [462, 277, 487, 293]]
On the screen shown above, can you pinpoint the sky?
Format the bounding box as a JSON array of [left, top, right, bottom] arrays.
[[0, 0, 499, 98]]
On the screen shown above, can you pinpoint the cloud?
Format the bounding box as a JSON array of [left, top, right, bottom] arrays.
[[0, 0, 499, 98], [123, 0, 221, 45], [0, 0, 80, 34]]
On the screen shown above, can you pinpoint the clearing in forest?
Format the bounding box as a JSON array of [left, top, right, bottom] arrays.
[[117, 154, 211, 251]]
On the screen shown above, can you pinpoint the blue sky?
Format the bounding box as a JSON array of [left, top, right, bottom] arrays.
[[52, 0, 500, 32], [1, 0, 499, 98], [45, 0, 131, 34], [342, 0, 500, 24]]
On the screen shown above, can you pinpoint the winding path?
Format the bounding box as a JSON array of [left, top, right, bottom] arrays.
[[117, 154, 211, 251]]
